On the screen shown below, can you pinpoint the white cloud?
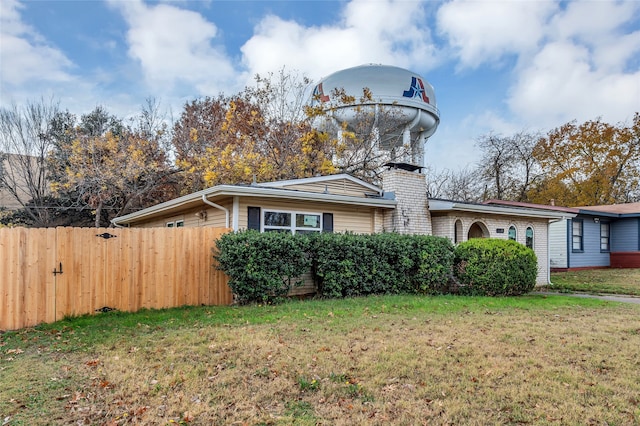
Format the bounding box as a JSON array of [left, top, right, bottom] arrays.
[[109, 0, 237, 97], [436, 0, 558, 69], [507, 0, 640, 127], [0, 0, 73, 88], [509, 41, 640, 126], [240, 0, 439, 81]]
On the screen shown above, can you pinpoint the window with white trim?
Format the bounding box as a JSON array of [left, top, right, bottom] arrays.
[[508, 225, 517, 241], [263, 210, 321, 234], [572, 219, 583, 252], [166, 221, 174, 228], [600, 222, 610, 252], [525, 227, 534, 249], [176, 220, 184, 227]]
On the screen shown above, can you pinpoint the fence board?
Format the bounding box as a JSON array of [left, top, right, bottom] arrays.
[[0, 227, 231, 330]]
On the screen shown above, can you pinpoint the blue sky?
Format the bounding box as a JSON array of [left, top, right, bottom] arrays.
[[2, 0, 639, 172]]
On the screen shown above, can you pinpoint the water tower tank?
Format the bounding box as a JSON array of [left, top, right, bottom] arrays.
[[311, 64, 440, 167]]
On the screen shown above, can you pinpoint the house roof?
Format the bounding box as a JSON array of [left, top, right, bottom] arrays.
[[429, 198, 576, 220], [484, 199, 580, 214], [486, 199, 640, 219], [576, 202, 640, 216], [112, 175, 396, 226]]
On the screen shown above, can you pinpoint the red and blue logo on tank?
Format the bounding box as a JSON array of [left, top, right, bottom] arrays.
[[403, 77, 430, 104]]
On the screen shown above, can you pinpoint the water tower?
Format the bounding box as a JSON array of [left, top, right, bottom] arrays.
[[310, 64, 440, 168]]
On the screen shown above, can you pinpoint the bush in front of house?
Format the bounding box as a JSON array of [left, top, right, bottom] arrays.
[[311, 233, 454, 298], [453, 238, 537, 296], [214, 230, 312, 304], [412, 235, 456, 294]]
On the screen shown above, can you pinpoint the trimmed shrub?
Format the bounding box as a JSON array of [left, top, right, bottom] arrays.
[[412, 235, 455, 294], [454, 238, 537, 296], [214, 230, 311, 304], [311, 233, 454, 298]]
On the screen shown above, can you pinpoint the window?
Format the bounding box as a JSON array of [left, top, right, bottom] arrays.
[[572, 219, 583, 252], [526, 227, 534, 249], [454, 219, 462, 244], [176, 220, 184, 227], [600, 222, 610, 252], [166, 221, 174, 228], [263, 210, 321, 234], [508, 225, 517, 241]]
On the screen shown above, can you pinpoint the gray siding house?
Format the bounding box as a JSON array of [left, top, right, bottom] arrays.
[[488, 200, 640, 270]]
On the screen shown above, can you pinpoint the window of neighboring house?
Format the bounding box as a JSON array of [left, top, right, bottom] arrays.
[[600, 222, 610, 252], [572, 219, 583, 252], [166, 221, 174, 228], [508, 225, 517, 241], [526, 227, 534, 249], [176, 220, 184, 227], [263, 210, 321, 234]]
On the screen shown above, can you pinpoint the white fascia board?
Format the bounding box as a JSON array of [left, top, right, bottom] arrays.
[[256, 173, 383, 195], [113, 184, 395, 225], [428, 199, 576, 220]]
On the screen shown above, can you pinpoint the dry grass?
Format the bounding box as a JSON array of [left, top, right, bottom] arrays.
[[548, 268, 640, 296], [2, 295, 640, 425]]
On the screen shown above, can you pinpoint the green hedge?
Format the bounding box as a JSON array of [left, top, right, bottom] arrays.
[[215, 231, 538, 303], [311, 233, 454, 297], [214, 230, 311, 304], [453, 238, 537, 296]]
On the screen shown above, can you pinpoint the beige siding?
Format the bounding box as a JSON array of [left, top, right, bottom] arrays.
[[128, 198, 233, 228], [238, 197, 379, 233], [277, 178, 376, 198]]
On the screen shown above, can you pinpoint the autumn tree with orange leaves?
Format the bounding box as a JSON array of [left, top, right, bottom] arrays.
[[172, 70, 336, 192], [528, 113, 640, 206], [50, 105, 177, 227]]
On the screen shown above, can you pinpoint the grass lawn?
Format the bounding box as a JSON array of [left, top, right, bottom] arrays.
[[545, 268, 640, 296], [2, 294, 640, 425]]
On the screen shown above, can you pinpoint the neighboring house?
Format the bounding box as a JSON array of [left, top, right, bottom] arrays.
[[0, 153, 37, 211], [486, 200, 640, 270], [113, 166, 573, 287]]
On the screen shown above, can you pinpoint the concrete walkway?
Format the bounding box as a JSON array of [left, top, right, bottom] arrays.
[[534, 291, 640, 304]]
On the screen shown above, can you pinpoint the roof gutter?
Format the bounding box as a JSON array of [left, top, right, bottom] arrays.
[[202, 194, 230, 228]]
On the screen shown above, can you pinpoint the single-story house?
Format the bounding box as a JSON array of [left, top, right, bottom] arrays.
[[486, 200, 640, 270], [113, 166, 575, 287]]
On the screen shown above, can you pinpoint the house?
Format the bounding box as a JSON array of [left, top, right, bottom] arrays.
[[486, 200, 640, 271], [0, 153, 39, 211], [113, 166, 574, 287]]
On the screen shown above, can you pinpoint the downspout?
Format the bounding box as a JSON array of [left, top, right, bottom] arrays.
[[202, 194, 230, 228]]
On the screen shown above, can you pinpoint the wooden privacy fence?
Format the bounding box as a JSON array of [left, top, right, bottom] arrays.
[[1, 227, 232, 331]]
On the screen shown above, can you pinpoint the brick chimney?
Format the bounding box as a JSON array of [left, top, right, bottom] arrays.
[[381, 165, 432, 235]]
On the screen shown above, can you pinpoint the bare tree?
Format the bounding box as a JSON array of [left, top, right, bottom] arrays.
[[426, 166, 484, 202], [0, 98, 60, 226], [475, 131, 543, 201]]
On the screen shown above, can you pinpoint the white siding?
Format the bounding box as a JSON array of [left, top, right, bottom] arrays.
[[549, 219, 568, 268], [430, 212, 551, 285]]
